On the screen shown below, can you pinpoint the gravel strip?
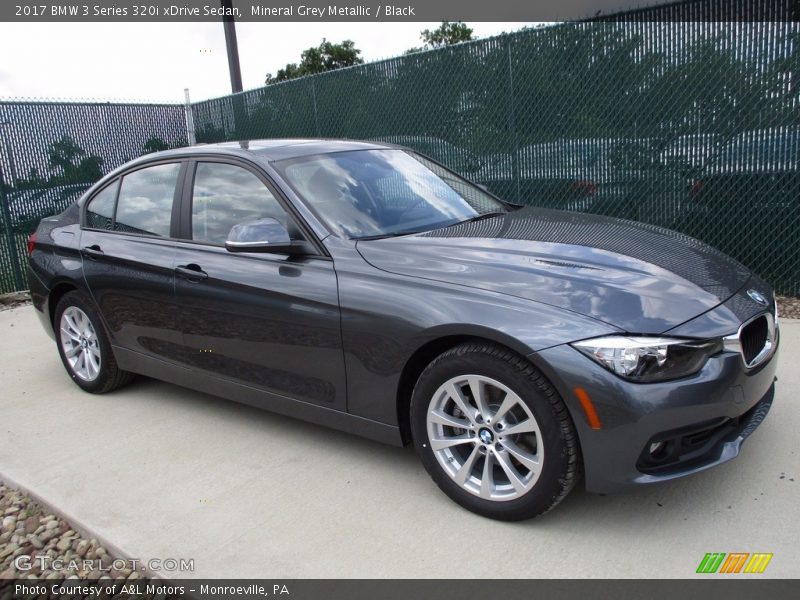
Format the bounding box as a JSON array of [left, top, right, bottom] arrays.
[[0, 481, 140, 582], [777, 295, 800, 320], [0, 292, 31, 313]]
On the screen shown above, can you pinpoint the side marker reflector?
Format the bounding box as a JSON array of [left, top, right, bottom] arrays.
[[574, 387, 602, 430]]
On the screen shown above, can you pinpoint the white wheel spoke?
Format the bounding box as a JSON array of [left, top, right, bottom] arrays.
[[60, 327, 81, 342], [493, 391, 520, 423], [429, 434, 473, 451], [77, 350, 87, 376], [65, 344, 81, 358], [468, 377, 491, 418], [502, 418, 538, 437], [493, 448, 528, 494], [503, 440, 540, 471], [429, 409, 471, 430], [64, 314, 79, 335], [445, 382, 477, 425], [479, 452, 495, 499], [453, 445, 481, 486], [87, 353, 97, 378], [87, 351, 100, 377]]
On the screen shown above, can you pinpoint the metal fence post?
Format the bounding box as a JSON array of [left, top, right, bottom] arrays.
[[311, 79, 321, 137], [507, 38, 520, 204], [0, 163, 25, 292], [184, 88, 196, 145]]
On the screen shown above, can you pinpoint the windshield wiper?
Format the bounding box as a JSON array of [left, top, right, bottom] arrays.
[[356, 230, 425, 241], [458, 211, 508, 224]]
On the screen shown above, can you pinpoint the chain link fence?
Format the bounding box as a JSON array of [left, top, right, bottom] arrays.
[[0, 0, 798, 296], [0, 100, 188, 292], [190, 7, 799, 295]]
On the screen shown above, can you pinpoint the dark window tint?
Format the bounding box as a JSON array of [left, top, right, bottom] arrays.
[[192, 162, 288, 244], [115, 163, 181, 236], [85, 182, 117, 230]]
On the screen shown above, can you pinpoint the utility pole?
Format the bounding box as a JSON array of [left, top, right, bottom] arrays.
[[221, 0, 243, 94]]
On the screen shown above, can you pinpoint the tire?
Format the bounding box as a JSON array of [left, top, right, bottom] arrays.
[[54, 291, 134, 394], [410, 342, 580, 521]]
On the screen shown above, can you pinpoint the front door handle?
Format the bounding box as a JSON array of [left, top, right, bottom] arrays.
[[82, 245, 104, 259], [176, 264, 208, 281]]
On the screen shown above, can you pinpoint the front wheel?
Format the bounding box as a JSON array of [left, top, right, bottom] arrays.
[[410, 342, 580, 521]]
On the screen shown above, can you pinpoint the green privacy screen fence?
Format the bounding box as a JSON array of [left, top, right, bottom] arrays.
[[0, 101, 188, 293], [190, 8, 799, 295], [1, 0, 798, 296]]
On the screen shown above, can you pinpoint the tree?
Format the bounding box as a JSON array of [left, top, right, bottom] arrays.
[[75, 155, 104, 183], [265, 39, 364, 84], [406, 21, 474, 54], [143, 136, 170, 154], [16, 167, 46, 190], [46, 135, 103, 184], [47, 135, 85, 181]]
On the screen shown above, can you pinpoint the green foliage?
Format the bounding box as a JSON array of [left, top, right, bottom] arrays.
[[14, 167, 46, 190], [45, 135, 104, 185], [47, 135, 84, 176], [10, 135, 105, 189], [407, 21, 474, 54], [143, 136, 170, 153], [265, 39, 364, 84], [421, 21, 474, 48]]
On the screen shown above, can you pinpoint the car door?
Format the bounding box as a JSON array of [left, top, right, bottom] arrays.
[[81, 160, 185, 360], [172, 158, 346, 411]]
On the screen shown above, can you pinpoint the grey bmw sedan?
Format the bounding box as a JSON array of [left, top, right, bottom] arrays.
[[27, 139, 778, 520]]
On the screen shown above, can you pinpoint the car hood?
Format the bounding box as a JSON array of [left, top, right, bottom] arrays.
[[356, 207, 752, 334]]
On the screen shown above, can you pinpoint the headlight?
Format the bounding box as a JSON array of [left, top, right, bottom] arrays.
[[774, 292, 779, 326], [571, 336, 723, 383]]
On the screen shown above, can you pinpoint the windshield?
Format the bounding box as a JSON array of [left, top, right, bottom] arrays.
[[273, 149, 507, 239]]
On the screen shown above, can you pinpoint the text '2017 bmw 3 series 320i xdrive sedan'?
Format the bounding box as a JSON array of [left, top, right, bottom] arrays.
[[27, 139, 779, 520]]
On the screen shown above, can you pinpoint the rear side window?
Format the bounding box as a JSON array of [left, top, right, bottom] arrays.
[[115, 163, 181, 237], [191, 162, 289, 245], [85, 182, 117, 230]]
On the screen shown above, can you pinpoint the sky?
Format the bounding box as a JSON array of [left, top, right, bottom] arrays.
[[0, 22, 545, 103]]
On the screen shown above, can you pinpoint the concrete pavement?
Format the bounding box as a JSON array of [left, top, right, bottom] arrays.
[[1, 305, 798, 578]]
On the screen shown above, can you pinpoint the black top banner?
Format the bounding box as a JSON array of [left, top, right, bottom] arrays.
[[1, 0, 797, 22]]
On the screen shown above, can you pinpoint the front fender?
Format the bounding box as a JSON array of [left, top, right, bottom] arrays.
[[329, 238, 619, 425]]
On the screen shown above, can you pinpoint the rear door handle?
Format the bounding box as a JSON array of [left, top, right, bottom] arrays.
[[82, 245, 104, 259], [176, 264, 208, 281]]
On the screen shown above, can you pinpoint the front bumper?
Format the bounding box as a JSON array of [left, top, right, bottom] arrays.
[[530, 329, 779, 494]]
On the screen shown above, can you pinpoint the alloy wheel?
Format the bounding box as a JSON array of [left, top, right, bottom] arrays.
[[59, 306, 102, 382], [426, 374, 544, 501]]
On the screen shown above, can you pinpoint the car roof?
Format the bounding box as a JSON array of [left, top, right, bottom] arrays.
[[143, 138, 399, 163]]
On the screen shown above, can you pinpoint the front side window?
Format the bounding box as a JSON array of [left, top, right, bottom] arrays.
[[85, 181, 117, 230], [273, 149, 506, 239], [115, 163, 181, 237], [191, 162, 289, 245]]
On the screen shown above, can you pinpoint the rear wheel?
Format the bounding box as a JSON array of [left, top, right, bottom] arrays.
[[54, 291, 133, 393], [410, 342, 580, 521]]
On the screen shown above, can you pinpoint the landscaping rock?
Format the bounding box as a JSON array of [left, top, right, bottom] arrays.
[[0, 481, 130, 581]]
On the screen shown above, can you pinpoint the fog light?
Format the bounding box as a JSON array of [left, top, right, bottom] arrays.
[[649, 441, 666, 456]]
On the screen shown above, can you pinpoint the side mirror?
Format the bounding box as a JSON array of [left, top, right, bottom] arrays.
[[225, 217, 308, 255]]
